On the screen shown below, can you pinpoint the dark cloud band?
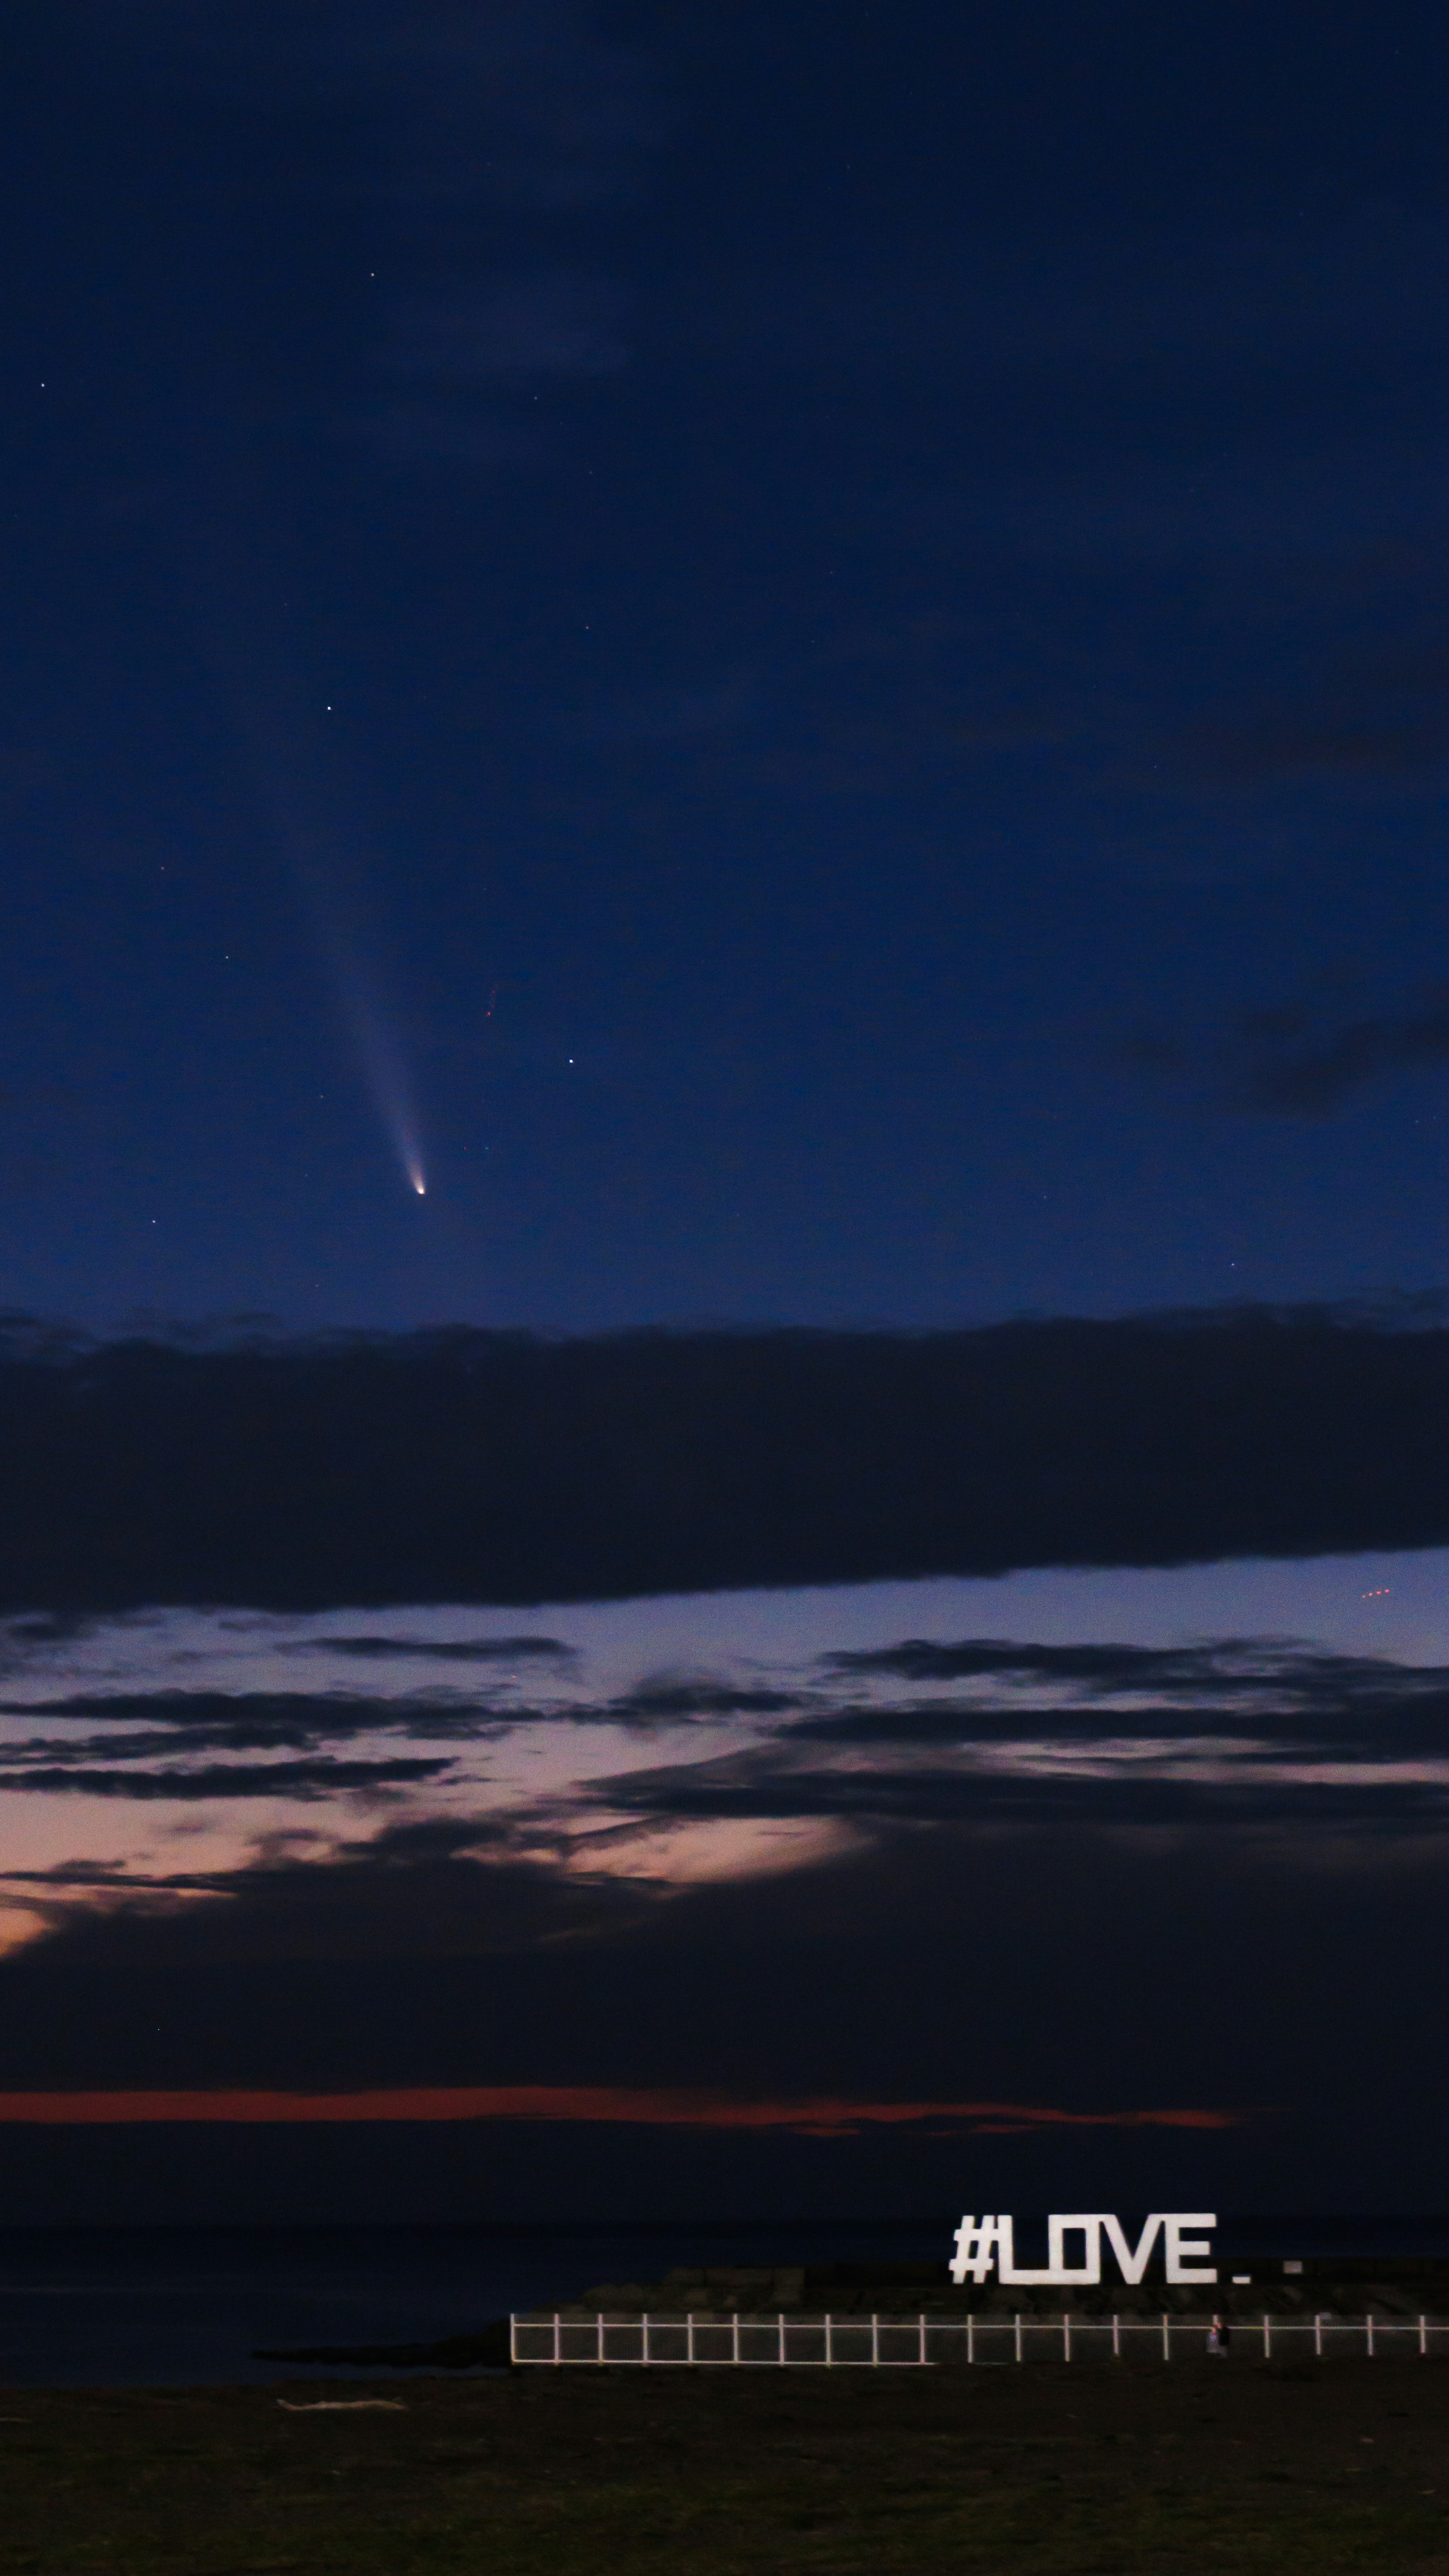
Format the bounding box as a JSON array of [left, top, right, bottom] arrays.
[[2, 1303, 1448, 1610]]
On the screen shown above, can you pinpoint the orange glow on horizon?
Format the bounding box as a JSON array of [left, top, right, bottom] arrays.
[[0, 2084, 1247, 2133]]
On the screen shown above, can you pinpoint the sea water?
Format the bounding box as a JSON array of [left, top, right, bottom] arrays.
[[2, 2217, 1446, 2386]]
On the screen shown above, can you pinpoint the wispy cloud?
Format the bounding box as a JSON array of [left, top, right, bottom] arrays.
[[354, 407, 542, 474], [707, 211, 1449, 388], [814, 1635, 1449, 1747], [0, 2084, 1244, 2134], [1118, 983, 1449, 1116], [0, 1688, 518, 1748], [84, 2, 673, 476], [567, 1634, 1449, 1847], [0, 1755, 452, 1800], [605, 1680, 807, 1725], [583, 1747, 1449, 1842], [9, 1612, 1449, 2013], [392, 275, 628, 382], [1179, 716, 1449, 787], [1239, 990, 1449, 1114], [285, 1635, 574, 1663], [109, 1, 671, 208]]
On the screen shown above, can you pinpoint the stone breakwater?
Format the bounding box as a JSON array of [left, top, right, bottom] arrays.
[[258, 2255, 1449, 2368], [525, 2257, 1449, 2325]]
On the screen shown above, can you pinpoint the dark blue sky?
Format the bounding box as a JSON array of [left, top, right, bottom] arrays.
[[7, 0, 1449, 1332], [9, 5, 1449, 2232]]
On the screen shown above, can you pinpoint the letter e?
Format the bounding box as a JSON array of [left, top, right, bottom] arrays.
[[1164, 2213, 1217, 2284]]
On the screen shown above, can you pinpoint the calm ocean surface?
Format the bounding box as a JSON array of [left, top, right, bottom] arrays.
[[2, 2218, 1447, 2386]]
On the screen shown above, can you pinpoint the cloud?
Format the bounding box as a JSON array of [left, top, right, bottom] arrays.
[[99, 1, 671, 209], [583, 1747, 1449, 1842], [1170, 625, 1449, 794], [0, 1689, 516, 1749], [1, 1636, 1446, 2201], [394, 275, 628, 382], [10, 1630, 1449, 1832], [559, 1635, 1449, 1845], [826, 1638, 1191, 1681], [10, 1630, 1447, 1839], [0, 2084, 1243, 2135], [546, 675, 759, 747], [353, 407, 542, 474], [1239, 990, 1449, 1114], [1179, 716, 1449, 786], [369, 270, 629, 484], [75, 3, 669, 482], [286, 1635, 573, 1662], [2, 1612, 100, 1647], [0, 1676, 544, 1800], [0, 1814, 646, 1970], [4, 1305, 1449, 1611], [0, 1806, 1427, 2218], [812, 1636, 1449, 1750], [1121, 985, 1449, 1115], [0, 1755, 452, 1799], [709, 212, 1449, 390], [605, 1680, 807, 1725]]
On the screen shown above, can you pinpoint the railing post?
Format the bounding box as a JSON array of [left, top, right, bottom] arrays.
[[501, 2302, 1449, 2373]]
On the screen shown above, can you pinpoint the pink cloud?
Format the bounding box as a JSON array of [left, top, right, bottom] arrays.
[[0, 2085, 1247, 2133]]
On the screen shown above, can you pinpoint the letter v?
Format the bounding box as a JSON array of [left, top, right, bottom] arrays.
[[1102, 2214, 1163, 2285]]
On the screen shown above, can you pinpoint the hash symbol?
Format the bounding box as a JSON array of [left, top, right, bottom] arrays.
[[950, 2215, 1005, 2285]]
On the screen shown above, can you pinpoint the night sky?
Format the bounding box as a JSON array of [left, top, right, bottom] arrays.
[[4, 1, 1449, 2229]]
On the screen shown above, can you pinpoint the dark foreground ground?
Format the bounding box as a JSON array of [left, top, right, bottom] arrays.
[[4, 2357, 1449, 2574]]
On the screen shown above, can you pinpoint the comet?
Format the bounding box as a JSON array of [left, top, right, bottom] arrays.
[[338, 965, 427, 1200], [280, 822, 426, 1200], [261, 838, 429, 1200], [163, 504, 431, 1200]]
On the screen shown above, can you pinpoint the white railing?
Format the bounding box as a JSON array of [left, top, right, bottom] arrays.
[[510, 2310, 1448, 2366]]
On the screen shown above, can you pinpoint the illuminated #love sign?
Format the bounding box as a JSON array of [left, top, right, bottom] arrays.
[[949, 2213, 1217, 2286]]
